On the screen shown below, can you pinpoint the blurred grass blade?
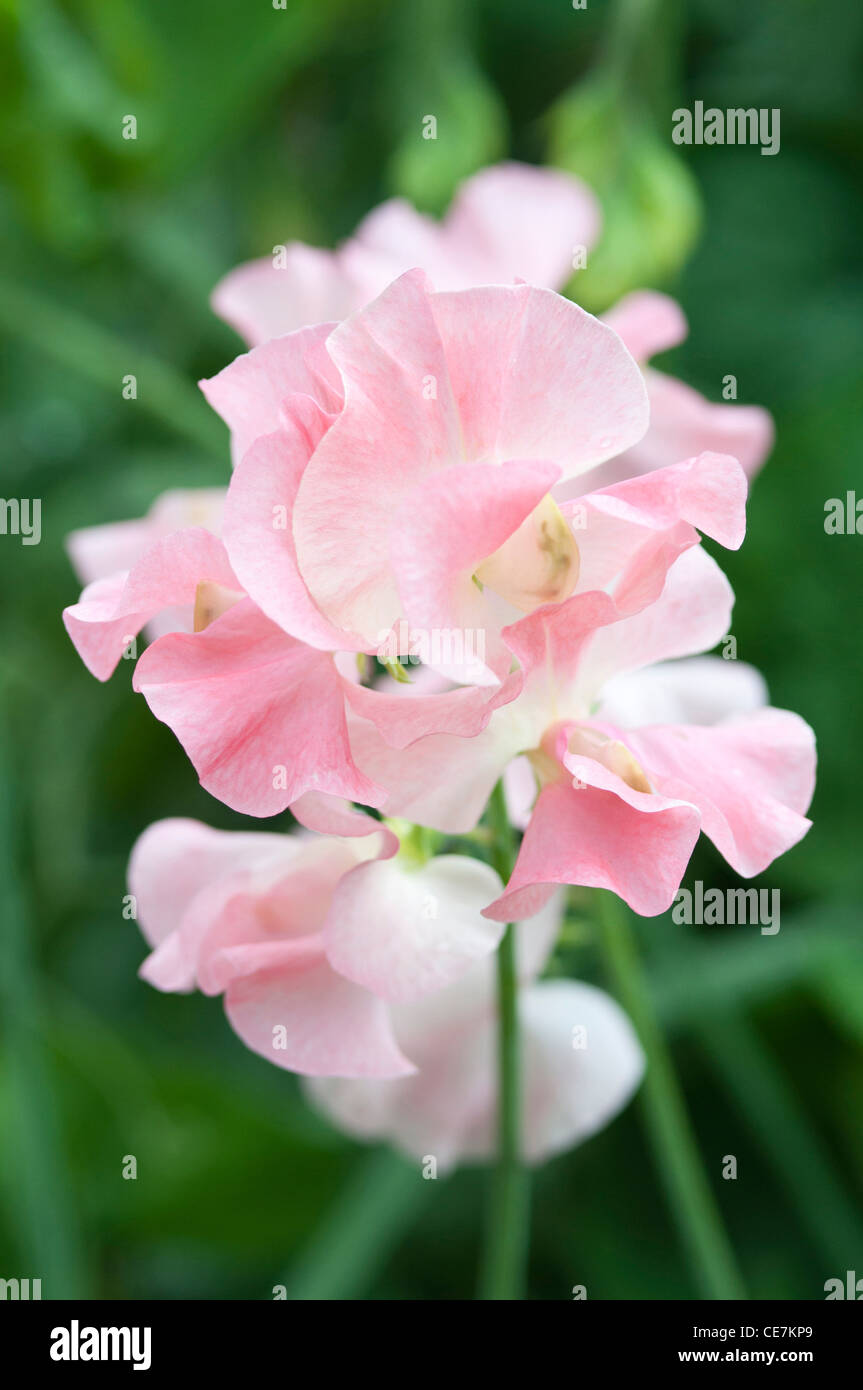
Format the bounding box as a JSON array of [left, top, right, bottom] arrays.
[[651, 903, 863, 1027], [596, 890, 746, 1299], [698, 1011, 863, 1273], [281, 1148, 430, 1300], [0, 278, 225, 456], [0, 694, 89, 1297]]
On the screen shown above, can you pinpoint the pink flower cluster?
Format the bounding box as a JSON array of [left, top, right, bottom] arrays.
[[64, 164, 814, 1163]]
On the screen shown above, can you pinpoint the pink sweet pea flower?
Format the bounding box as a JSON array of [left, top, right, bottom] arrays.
[[351, 544, 815, 919], [128, 815, 507, 1078], [205, 267, 653, 678], [211, 162, 600, 347], [305, 897, 645, 1170], [63, 276, 752, 824]]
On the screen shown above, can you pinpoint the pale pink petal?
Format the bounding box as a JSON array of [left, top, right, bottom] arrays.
[[63, 528, 240, 681], [211, 244, 359, 347], [129, 818, 288, 952], [66, 489, 226, 588], [344, 672, 520, 748], [611, 369, 774, 483], [503, 755, 538, 831], [222, 410, 363, 650], [224, 955, 414, 1079], [429, 282, 648, 474], [437, 162, 601, 289], [348, 713, 518, 834], [602, 290, 688, 362], [199, 323, 343, 466], [67, 518, 158, 589], [390, 459, 561, 682], [306, 891, 564, 1132], [290, 793, 399, 855], [574, 545, 735, 697], [342, 199, 444, 285], [624, 708, 816, 877], [212, 164, 600, 349], [324, 854, 504, 1003], [132, 598, 383, 816]]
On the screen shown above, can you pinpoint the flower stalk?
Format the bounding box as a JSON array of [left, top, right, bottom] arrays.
[[479, 781, 530, 1300]]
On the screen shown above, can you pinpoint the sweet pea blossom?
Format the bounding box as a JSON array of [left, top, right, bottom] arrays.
[[360, 544, 815, 921], [66, 270, 751, 819], [128, 814, 506, 1078], [211, 162, 600, 347], [305, 900, 645, 1170]]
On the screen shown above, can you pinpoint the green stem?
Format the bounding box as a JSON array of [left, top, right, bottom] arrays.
[[478, 783, 529, 1300], [596, 889, 746, 1300]]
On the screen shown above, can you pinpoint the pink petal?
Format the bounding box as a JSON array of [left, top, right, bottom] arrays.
[[132, 598, 383, 816], [63, 528, 240, 681], [344, 672, 521, 749], [292, 273, 648, 642], [129, 818, 286, 953], [433, 161, 601, 290], [348, 714, 516, 835], [570, 450, 748, 567], [390, 459, 561, 682], [211, 244, 358, 347], [292, 269, 464, 641], [430, 282, 648, 475], [624, 708, 815, 877], [574, 545, 735, 697], [291, 792, 399, 855], [224, 956, 414, 1079], [484, 775, 701, 921], [612, 369, 774, 483], [222, 409, 362, 650], [603, 290, 688, 362], [199, 322, 343, 466]]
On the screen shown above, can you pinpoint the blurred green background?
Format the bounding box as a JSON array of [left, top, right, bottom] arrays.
[[1, 0, 862, 1300]]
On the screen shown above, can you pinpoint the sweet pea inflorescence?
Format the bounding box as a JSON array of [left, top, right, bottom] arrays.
[[63, 163, 813, 1166]]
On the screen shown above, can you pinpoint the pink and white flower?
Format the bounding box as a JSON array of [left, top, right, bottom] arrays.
[[361, 544, 815, 920], [128, 815, 506, 1078], [212, 162, 600, 347], [305, 899, 644, 1169]]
